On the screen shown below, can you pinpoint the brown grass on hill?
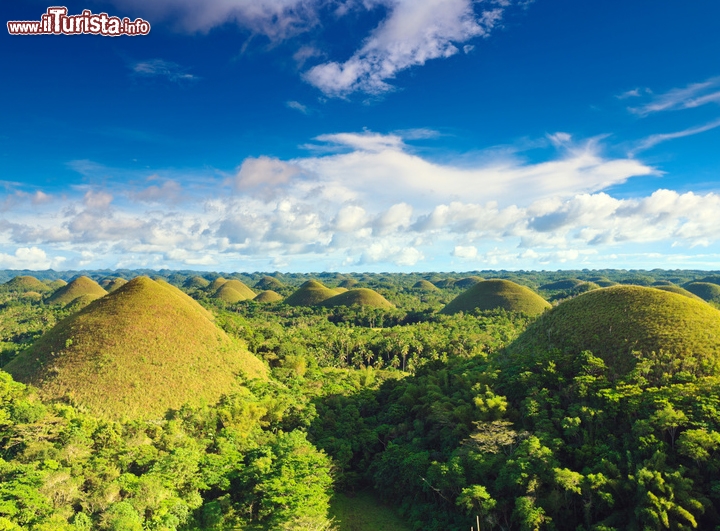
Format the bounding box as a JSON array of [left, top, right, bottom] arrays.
[[5, 276, 266, 420], [47, 276, 107, 306]]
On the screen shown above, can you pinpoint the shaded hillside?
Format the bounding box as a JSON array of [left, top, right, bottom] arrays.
[[684, 282, 720, 304], [454, 276, 483, 289], [654, 284, 705, 301], [47, 279, 67, 290], [103, 277, 128, 293], [47, 276, 107, 306], [320, 288, 394, 308], [540, 278, 585, 290], [5, 276, 266, 419], [504, 285, 720, 380], [440, 279, 550, 316]]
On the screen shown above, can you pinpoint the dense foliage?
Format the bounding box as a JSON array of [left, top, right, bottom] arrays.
[[0, 269, 719, 529]]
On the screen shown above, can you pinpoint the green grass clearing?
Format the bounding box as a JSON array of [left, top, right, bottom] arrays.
[[329, 491, 411, 531]]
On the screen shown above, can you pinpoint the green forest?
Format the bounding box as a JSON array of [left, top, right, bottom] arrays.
[[0, 268, 720, 530]]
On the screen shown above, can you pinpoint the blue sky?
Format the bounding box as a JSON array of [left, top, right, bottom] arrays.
[[2, 0, 720, 272]]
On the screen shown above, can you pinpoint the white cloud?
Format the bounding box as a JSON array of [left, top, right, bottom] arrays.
[[297, 131, 655, 208], [629, 76, 720, 116], [130, 179, 183, 204], [630, 117, 720, 155], [286, 100, 309, 114], [304, 0, 506, 96], [233, 156, 304, 199], [132, 59, 197, 83], [4, 130, 720, 271], [0, 247, 65, 270], [108, 0, 324, 37], [452, 245, 477, 259]]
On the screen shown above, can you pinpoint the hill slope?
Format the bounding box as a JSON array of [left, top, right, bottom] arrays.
[[684, 282, 720, 304], [47, 276, 107, 306], [505, 286, 720, 379], [440, 279, 550, 316], [320, 288, 394, 308], [254, 290, 283, 303], [5, 277, 266, 419], [284, 280, 339, 306], [3, 276, 51, 293]]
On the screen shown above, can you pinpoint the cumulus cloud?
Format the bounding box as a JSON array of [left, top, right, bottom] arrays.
[[297, 131, 655, 208], [0, 247, 65, 270], [304, 0, 506, 96], [233, 156, 304, 199], [4, 130, 719, 271], [452, 245, 478, 259], [130, 179, 183, 203]]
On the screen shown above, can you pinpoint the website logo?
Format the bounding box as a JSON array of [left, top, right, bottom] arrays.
[[8, 7, 150, 36]]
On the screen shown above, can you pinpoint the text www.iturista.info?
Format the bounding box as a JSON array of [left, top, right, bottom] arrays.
[[7, 7, 150, 36]]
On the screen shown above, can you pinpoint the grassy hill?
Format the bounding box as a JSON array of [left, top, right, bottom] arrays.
[[540, 278, 585, 290], [184, 275, 210, 289], [3, 276, 51, 293], [338, 279, 359, 288], [505, 286, 720, 380], [213, 284, 246, 304], [254, 290, 283, 303], [320, 288, 394, 308], [5, 276, 266, 419], [684, 282, 720, 304], [454, 276, 483, 289], [254, 276, 284, 290], [284, 280, 339, 306], [654, 284, 705, 301], [46, 279, 67, 290], [440, 279, 550, 316], [221, 279, 256, 299], [413, 279, 439, 291], [103, 277, 128, 293], [47, 276, 107, 306], [207, 277, 228, 292]]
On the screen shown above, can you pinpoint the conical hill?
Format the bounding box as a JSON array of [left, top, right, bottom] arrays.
[[255, 276, 284, 290], [3, 276, 51, 293], [219, 279, 255, 299], [504, 286, 720, 380], [684, 282, 720, 304], [284, 280, 338, 306], [47, 279, 67, 290], [654, 285, 704, 302], [320, 288, 394, 308], [413, 279, 439, 291], [214, 284, 245, 304], [48, 276, 107, 306], [183, 275, 210, 289], [254, 290, 283, 303], [440, 279, 550, 316], [454, 276, 484, 289], [5, 277, 266, 419], [103, 277, 128, 293]]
